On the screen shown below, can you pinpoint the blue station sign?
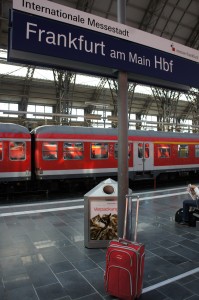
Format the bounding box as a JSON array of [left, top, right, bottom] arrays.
[[8, 2, 199, 90]]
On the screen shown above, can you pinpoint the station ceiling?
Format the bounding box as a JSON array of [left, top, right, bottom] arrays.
[[0, 0, 198, 126]]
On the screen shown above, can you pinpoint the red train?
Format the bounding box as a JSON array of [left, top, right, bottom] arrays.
[[0, 123, 31, 183], [1, 123, 199, 192]]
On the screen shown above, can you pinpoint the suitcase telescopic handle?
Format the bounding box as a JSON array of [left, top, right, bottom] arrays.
[[123, 196, 128, 240], [134, 196, 140, 242], [123, 195, 140, 242]]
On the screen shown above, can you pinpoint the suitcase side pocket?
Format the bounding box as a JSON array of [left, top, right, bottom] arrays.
[[105, 265, 133, 299]]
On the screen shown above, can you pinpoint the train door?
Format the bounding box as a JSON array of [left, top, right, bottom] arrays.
[[133, 142, 154, 171]]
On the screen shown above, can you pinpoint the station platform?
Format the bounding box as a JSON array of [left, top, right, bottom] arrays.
[[0, 186, 199, 300]]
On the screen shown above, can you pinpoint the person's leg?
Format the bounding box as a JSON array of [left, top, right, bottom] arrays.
[[182, 199, 197, 223]]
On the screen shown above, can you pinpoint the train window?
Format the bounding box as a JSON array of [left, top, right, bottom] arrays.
[[138, 143, 143, 158], [138, 143, 150, 158], [145, 143, 149, 158], [42, 142, 58, 160], [158, 144, 171, 158], [9, 141, 25, 161], [0, 142, 2, 160], [114, 143, 131, 159], [91, 143, 108, 159], [178, 144, 188, 158], [195, 145, 199, 157], [63, 142, 83, 160]]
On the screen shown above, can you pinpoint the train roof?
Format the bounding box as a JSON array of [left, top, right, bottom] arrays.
[[0, 123, 30, 134], [31, 125, 117, 136], [31, 125, 199, 140]]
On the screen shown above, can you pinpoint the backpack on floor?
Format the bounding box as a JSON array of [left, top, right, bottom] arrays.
[[175, 208, 196, 227], [175, 208, 183, 223]]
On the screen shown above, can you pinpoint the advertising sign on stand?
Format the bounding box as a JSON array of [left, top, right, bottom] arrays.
[[89, 199, 118, 241]]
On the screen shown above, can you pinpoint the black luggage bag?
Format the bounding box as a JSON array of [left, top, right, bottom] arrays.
[[175, 208, 197, 227]]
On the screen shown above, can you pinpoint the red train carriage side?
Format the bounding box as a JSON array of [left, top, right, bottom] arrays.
[[31, 125, 199, 184], [31, 125, 133, 181], [1, 123, 199, 193], [128, 130, 199, 180], [0, 123, 31, 183]]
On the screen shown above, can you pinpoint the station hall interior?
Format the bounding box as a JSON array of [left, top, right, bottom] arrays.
[[0, 0, 198, 131], [0, 1, 199, 300]]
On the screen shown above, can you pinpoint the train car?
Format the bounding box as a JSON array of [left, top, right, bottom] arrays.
[[31, 125, 133, 182], [128, 130, 199, 181], [0, 123, 31, 187], [31, 125, 199, 184], [1, 123, 199, 194]]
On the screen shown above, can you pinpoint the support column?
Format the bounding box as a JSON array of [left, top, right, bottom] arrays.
[[117, 0, 129, 238]]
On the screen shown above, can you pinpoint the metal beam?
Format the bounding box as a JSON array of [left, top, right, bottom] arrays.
[[76, 0, 94, 12], [139, 0, 160, 30], [18, 65, 35, 119], [117, 0, 129, 239], [53, 70, 76, 124], [170, 0, 193, 40], [151, 87, 181, 131], [185, 20, 199, 49]]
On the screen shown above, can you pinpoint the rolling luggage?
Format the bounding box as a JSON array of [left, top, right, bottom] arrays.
[[175, 207, 198, 227], [175, 208, 183, 223], [104, 196, 145, 300]]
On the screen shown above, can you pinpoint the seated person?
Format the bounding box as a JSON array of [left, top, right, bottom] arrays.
[[180, 184, 199, 225]]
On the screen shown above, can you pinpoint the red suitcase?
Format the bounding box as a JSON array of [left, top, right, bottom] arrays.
[[104, 196, 145, 300]]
